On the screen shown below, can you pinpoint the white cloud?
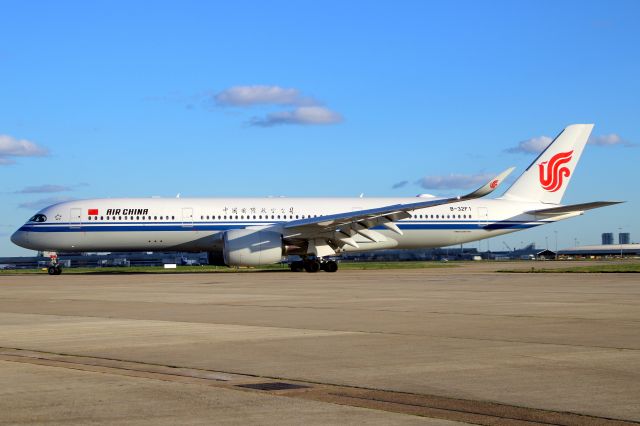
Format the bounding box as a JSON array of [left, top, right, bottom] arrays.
[[19, 196, 75, 210], [506, 132, 634, 154], [213, 85, 343, 127], [215, 85, 313, 107], [416, 173, 494, 190], [392, 180, 409, 189], [0, 135, 48, 165], [588, 133, 634, 147], [15, 184, 73, 194], [250, 106, 343, 127], [505, 136, 553, 154]]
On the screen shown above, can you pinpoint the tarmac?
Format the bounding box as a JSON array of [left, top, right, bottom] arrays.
[[0, 262, 638, 425]]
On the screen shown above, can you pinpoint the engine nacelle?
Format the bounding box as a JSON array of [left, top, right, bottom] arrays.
[[223, 229, 283, 267]]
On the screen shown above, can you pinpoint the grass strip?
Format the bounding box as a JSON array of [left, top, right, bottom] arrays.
[[0, 261, 457, 275]]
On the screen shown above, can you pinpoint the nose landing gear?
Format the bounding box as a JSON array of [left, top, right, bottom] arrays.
[[47, 266, 62, 275], [47, 252, 62, 275]]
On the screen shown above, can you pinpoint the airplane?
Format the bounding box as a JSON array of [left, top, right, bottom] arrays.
[[11, 124, 621, 275]]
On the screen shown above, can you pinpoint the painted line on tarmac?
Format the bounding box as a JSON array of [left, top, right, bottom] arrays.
[[0, 347, 637, 426]]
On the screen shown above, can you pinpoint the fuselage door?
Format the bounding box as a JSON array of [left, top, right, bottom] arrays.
[[477, 207, 488, 223], [70, 208, 82, 229], [182, 208, 193, 228]]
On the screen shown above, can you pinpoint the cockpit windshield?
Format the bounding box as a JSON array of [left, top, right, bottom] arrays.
[[29, 214, 47, 223]]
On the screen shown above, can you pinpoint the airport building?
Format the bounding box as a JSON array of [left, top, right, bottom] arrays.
[[619, 232, 630, 244], [0, 252, 208, 270], [601, 232, 614, 245], [558, 243, 640, 259]]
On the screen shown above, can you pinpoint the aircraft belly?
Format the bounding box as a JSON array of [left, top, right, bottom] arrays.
[[27, 230, 221, 252], [344, 227, 520, 251]]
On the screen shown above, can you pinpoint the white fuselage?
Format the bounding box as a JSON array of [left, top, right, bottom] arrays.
[[11, 197, 571, 253]]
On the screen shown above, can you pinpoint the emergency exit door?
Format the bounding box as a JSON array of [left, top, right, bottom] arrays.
[[69, 208, 82, 229], [182, 208, 193, 227], [477, 207, 488, 223]]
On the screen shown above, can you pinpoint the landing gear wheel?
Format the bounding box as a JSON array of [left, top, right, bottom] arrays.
[[303, 260, 320, 273], [322, 260, 338, 273], [48, 266, 62, 275], [290, 261, 304, 272]]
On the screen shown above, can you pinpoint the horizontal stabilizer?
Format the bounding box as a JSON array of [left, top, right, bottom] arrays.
[[528, 201, 623, 215]]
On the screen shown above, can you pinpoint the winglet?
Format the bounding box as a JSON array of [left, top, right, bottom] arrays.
[[464, 167, 515, 199]]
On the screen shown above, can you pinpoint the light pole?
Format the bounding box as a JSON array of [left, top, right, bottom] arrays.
[[619, 227, 623, 259], [554, 230, 558, 260]]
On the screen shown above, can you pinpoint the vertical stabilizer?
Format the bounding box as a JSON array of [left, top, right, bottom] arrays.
[[502, 124, 594, 204]]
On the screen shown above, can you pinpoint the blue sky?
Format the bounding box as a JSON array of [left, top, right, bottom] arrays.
[[1, 0, 638, 255]]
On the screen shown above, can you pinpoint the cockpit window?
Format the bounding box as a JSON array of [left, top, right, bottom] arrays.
[[29, 214, 47, 223]]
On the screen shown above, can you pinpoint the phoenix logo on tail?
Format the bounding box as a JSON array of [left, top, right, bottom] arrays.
[[538, 150, 573, 192]]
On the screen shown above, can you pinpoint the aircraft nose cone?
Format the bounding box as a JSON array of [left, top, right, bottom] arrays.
[[10, 230, 27, 248]]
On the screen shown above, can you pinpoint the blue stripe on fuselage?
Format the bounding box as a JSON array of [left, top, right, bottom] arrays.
[[19, 221, 540, 232]]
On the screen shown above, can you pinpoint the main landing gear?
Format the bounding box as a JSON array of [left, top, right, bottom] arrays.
[[290, 259, 338, 273]]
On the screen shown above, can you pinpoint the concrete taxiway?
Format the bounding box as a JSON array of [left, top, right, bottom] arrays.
[[0, 262, 638, 425]]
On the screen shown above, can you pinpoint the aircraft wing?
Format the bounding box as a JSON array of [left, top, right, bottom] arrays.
[[283, 167, 515, 242], [527, 201, 623, 215]]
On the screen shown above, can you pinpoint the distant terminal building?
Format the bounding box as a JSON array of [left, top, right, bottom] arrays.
[[558, 244, 640, 259], [619, 233, 630, 245], [602, 233, 614, 245]]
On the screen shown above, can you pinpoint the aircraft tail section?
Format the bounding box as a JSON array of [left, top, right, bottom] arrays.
[[502, 124, 594, 204]]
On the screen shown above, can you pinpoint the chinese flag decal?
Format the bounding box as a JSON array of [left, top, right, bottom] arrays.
[[88, 209, 99, 215]]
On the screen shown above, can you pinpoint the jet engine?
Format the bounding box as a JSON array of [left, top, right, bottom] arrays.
[[220, 229, 284, 267]]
